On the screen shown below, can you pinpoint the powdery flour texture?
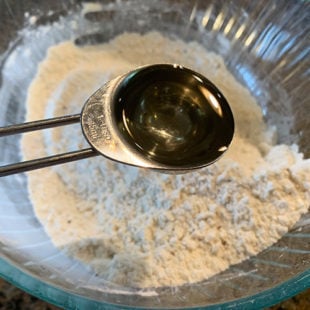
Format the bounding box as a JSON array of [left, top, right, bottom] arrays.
[[22, 32, 310, 288]]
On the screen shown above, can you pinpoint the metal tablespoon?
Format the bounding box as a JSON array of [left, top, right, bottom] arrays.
[[0, 64, 234, 176]]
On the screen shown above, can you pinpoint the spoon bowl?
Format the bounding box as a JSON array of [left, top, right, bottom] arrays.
[[81, 64, 234, 172]]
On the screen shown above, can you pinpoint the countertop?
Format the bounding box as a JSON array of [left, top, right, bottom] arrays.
[[0, 278, 309, 310]]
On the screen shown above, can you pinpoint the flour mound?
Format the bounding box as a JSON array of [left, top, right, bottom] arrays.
[[22, 32, 309, 288]]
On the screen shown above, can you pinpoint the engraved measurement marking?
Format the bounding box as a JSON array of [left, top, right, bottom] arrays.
[[101, 124, 111, 140], [88, 118, 99, 140], [86, 112, 111, 142], [83, 96, 113, 144]]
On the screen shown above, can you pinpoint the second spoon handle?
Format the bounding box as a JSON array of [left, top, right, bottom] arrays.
[[0, 114, 81, 137], [0, 148, 98, 177]]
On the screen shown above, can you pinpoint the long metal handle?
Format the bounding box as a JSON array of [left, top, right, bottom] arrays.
[[0, 114, 99, 177], [0, 148, 99, 177], [0, 148, 98, 177], [0, 114, 81, 136]]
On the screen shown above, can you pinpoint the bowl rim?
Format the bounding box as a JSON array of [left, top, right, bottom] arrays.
[[0, 256, 309, 309], [0, 1, 309, 309]]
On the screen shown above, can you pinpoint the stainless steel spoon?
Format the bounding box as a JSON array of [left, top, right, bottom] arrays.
[[0, 64, 234, 177]]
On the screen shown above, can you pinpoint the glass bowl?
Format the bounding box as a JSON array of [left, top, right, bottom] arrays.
[[0, 0, 309, 309]]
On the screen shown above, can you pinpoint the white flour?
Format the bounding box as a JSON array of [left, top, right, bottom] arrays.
[[22, 32, 309, 288]]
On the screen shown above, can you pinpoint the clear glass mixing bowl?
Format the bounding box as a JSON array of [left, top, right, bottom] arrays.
[[0, 0, 309, 309]]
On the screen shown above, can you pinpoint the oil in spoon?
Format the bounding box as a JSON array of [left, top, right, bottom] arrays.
[[112, 64, 234, 168]]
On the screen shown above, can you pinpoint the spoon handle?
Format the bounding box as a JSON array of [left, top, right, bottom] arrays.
[[0, 114, 81, 136], [0, 113, 98, 177], [0, 148, 98, 177]]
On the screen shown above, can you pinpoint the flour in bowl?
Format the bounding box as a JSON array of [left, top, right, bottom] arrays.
[[22, 32, 309, 288]]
